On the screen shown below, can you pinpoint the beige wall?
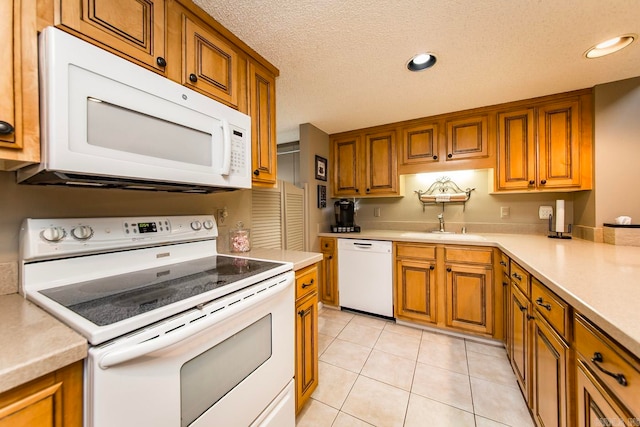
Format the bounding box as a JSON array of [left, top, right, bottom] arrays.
[[0, 171, 251, 262], [299, 123, 333, 251], [593, 77, 640, 226], [353, 170, 574, 234]]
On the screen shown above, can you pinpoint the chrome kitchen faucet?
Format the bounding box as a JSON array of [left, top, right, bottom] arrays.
[[438, 213, 445, 232]]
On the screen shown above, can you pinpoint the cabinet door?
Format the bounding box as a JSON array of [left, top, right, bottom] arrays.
[[249, 61, 277, 186], [363, 130, 398, 195], [60, 0, 166, 73], [319, 238, 338, 306], [445, 263, 493, 335], [395, 258, 437, 324], [0, 0, 40, 170], [531, 315, 569, 427], [509, 283, 532, 404], [500, 254, 510, 352], [331, 134, 361, 196], [576, 360, 634, 427], [537, 100, 581, 189], [0, 361, 82, 427], [401, 122, 439, 165], [180, 10, 240, 107], [496, 108, 536, 191], [445, 114, 489, 161], [295, 293, 318, 413]]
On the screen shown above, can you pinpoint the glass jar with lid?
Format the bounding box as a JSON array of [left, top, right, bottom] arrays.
[[229, 221, 251, 252]]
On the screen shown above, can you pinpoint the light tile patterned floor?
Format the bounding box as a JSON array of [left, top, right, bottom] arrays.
[[296, 307, 535, 427]]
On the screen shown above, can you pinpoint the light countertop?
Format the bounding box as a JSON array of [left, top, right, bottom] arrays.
[[320, 230, 640, 359], [0, 248, 322, 394], [0, 294, 87, 394]]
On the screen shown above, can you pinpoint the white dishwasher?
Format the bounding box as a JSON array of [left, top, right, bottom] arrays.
[[338, 238, 393, 318]]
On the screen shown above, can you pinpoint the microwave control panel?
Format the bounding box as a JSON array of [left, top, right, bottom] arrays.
[[230, 129, 248, 175]]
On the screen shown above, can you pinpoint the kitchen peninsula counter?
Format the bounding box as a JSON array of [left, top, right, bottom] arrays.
[[219, 247, 323, 271], [320, 230, 640, 359]]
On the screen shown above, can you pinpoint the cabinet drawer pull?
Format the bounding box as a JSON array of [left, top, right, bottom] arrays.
[[512, 272, 522, 280], [502, 281, 508, 287], [301, 279, 314, 288], [591, 352, 628, 386], [0, 121, 14, 135], [535, 297, 552, 311], [500, 260, 507, 267], [527, 314, 535, 320]]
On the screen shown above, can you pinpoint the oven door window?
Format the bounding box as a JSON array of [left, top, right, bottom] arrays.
[[180, 314, 272, 427]]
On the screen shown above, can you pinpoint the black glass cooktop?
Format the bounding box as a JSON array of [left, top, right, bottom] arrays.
[[40, 255, 284, 326]]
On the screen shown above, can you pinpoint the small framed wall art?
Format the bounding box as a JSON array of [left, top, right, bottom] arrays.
[[315, 155, 327, 181]]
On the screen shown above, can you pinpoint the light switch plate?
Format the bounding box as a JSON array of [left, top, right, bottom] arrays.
[[500, 207, 510, 218], [539, 206, 553, 219]]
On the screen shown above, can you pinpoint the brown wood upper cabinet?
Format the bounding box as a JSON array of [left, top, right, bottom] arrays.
[[0, 0, 40, 170], [166, 1, 240, 108], [496, 91, 592, 192], [330, 129, 399, 197], [59, 0, 167, 73], [249, 60, 277, 186], [445, 113, 489, 161]]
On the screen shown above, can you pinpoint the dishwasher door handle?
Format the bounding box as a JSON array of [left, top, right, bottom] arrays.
[[353, 243, 373, 249]]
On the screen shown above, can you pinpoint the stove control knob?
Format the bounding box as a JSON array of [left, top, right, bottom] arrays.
[[71, 225, 94, 240], [203, 220, 214, 230], [190, 221, 202, 231], [40, 227, 66, 242]]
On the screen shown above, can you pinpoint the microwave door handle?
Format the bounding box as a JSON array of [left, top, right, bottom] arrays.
[[97, 277, 289, 369], [219, 119, 231, 176]]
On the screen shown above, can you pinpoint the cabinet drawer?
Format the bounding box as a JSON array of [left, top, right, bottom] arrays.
[[295, 264, 318, 301], [574, 313, 640, 418], [509, 261, 530, 297], [320, 237, 336, 252], [531, 278, 570, 340], [396, 243, 436, 260], [444, 246, 492, 265]]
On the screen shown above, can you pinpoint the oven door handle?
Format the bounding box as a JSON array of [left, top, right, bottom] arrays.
[[98, 277, 290, 369]]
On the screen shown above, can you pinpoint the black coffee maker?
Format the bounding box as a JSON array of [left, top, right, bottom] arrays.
[[332, 199, 360, 232]]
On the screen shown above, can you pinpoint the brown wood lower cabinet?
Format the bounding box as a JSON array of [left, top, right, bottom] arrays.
[[531, 313, 569, 427], [396, 257, 437, 324], [319, 237, 338, 306], [294, 263, 318, 414], [509, 281, 532, 404], [0, 361, 82, 426]]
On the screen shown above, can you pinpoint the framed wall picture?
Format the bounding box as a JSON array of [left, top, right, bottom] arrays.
[[315, 155, 327, 181]]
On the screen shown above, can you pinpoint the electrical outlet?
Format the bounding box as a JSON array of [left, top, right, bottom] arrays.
[[539, 206, 553, 219], [217, 207, 228, 224], [500, 206, 510, 219], [374, 207, 381, 217]]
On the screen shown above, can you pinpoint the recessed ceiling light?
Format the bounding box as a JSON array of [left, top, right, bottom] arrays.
[[585, 34, 636, 58], [407, 53, 437, 71]]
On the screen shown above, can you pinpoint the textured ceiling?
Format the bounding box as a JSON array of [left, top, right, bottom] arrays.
[[194, 0, 640, 144]]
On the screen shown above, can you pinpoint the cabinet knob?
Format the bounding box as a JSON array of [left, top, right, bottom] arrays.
[[328, 255, 333, 260], [528, 180, 535, 185], [429, 265, 435, 270], [355, 189, 360, 193], [540, 180, 547, 185], [298, 310, 305, 317], [156, 57, 167, 67], [0, 121, 14, 135], [446, 267, 452, 272], [447, 153, 453, 158], [253, 169, 260, 176], [189, 73, 198, 83], [432, 155, 438, 160], [366, 188, 370, 193]]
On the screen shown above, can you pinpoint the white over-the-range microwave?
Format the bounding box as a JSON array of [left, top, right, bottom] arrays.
[[18, 27, 252, 193]]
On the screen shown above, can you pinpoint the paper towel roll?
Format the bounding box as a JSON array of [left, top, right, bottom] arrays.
[[556, 200, 565, 232]]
